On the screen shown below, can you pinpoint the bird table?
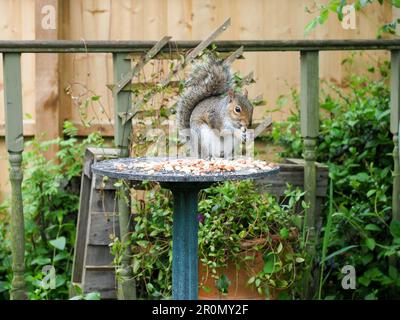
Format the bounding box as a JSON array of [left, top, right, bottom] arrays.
[[92, 157, 279, 300]]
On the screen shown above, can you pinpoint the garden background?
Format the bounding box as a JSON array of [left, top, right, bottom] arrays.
[[0, 0, 396, 199], [1, 0, 400, 300]]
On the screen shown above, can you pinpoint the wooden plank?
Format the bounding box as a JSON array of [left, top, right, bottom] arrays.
[[93, 175, 118, 190], [85, 245, 115, 266], [90, 187, 118, 213], [125, 51, 244, 61], [117, 37, 174, 125], [34, 0, 61, 159], [256, 163, 328, 197], [186, 18, 231, 63], [242, 71, 255, 86], [83, 269, 117, 300], [107, 81, 181, 92], [159, 18, 232, 88], [224, 46, 244, 65], [0, 39, 398, 53], [121, 19, 232, 124], [71, 165, 91, 283], [285, 158, 328, 168], [88, 212, 119, 246], [0, 120, 36, 137], [254, 116, 272, 138], [114, 36, 172, 95], [71, 147, 120, 288], [74, 122, 114, 137]]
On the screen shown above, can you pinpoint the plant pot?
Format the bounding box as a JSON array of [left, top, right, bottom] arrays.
[[198, 239, 281, 300]]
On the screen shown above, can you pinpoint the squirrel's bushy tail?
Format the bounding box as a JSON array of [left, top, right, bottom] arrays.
[[176, 54, 232, 130]]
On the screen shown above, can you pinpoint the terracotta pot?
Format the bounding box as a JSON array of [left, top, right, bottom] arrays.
[[198, 245, 278, 300]]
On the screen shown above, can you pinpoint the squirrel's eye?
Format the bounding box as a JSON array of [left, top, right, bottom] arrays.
[[234, 106, 241, 113]]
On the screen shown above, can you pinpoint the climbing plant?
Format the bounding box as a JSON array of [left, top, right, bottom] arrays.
[[271, 55, 400, 299], [0, 122, 103, 300]]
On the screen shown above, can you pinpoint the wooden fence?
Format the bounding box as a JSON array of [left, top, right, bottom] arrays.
[[0, 0, 397, 199], [2, 36, 400, 299]]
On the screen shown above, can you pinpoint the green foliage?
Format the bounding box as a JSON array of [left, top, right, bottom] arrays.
[[118, 181, 308, 299], [305, 0, 400, 38], [69, 285, 101, 300], [271, 58, 400, 299], [0, 121, 103, 300]]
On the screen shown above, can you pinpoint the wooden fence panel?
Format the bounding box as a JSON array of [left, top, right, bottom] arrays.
[[0, 0, 395, 200]]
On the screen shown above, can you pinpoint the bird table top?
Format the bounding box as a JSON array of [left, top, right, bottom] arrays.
[[91, 157, 280, 183]]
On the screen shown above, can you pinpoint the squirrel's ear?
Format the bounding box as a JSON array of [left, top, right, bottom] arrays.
[[228, 89, 234, 101], [243, 88, 248, 98]]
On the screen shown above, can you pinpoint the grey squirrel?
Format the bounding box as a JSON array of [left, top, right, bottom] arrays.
[[176, 54, 254, 158]]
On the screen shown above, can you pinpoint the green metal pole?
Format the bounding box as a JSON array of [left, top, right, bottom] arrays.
[[2, 52, 27, 300], [300, 50, 319, 298], [113, 52, 135, 300], [171, 187, 200, 300]]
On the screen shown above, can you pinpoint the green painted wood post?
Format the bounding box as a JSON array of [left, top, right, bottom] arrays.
[[300, 50, 319, 298], [390, 50, 400, 222], [113, 53, 135, 300], [2, 52, 27, 300], [390, 51, 400, 289]]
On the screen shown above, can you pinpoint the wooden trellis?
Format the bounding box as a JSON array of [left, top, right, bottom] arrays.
[[2, 37, 400, 299]]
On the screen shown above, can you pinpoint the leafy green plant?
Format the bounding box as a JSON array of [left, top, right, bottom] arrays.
[[69, 285, 101, 300], [0, 121, 103, 300], [304, 0, 400, 38], [271, 57, 400, 299], [117, 180, 308, 299]]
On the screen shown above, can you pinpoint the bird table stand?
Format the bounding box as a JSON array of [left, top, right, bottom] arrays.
[[92, 157, 279, 300]]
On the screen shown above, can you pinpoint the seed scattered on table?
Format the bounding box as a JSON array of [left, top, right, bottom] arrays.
[[114, 158, 277, 175]]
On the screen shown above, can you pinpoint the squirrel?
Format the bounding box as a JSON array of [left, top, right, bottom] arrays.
[[176, 54, 254, 159]]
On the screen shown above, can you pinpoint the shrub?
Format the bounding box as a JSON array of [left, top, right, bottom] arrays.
[[271, 56, 400, 299], [0, 121, 103, 300], [116, 181, 308, 299]]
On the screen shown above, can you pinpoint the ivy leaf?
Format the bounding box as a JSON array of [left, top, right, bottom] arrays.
[[389, 265, 398, 280], [365, 238, 376, 251], [216, 274, 231, 294], [263, 253, 277, 273], [295, 257, 305, 263], [201, 285, 212, 293], [247, 276, 256, 285], [354, 172, 370, 182], [31, 257, 51, 266], [0, 281, 9, 293], [390, 220, 400, 238], [49, 237, 66, 251], [137, 240, 149, 248], [84, 292, 101, 300], [365, 224, 381, 232], [279, 227, 289, 239]]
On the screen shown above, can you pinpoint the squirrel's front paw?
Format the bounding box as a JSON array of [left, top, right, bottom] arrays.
[[240, 127, 247, 142]]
